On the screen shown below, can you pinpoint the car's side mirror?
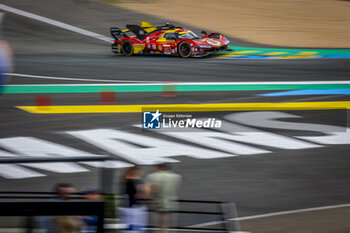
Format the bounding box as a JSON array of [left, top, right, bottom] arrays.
[[201, 30, 207, 35]]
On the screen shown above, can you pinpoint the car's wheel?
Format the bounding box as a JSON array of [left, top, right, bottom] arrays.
[[121, 40, 133, 56], [178, 41, 192, 58]]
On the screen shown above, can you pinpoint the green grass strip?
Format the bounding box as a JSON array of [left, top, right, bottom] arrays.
[[4, 83, 350, 94]]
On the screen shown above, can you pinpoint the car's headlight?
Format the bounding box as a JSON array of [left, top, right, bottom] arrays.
[[199, 45, 212, 48], [224, 40, 230, 45], [194, 46, 203, 52]]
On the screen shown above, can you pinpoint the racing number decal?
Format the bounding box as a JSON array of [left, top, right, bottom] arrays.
[[163, 45, 171, 54], [205, 38, 221, 47], [164, 47, 171, 53]]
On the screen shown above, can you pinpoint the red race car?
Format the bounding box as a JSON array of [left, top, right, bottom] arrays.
[[110, 22, 230, 58]]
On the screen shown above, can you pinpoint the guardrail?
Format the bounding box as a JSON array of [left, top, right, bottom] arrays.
[[0, 192, 239, 232], [0, 200, 105, 233]]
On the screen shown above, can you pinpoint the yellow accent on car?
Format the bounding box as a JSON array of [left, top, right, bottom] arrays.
[[165, 29, 182, 33], [141, 21, 157, 33], [157, 29, 183, 43], [178, 30, 190, 34], [157, 36, 167, 43], [132, 44, 146, 54]]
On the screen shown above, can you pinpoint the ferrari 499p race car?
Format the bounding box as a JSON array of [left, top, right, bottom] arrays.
[[110, 22, 230, 58]]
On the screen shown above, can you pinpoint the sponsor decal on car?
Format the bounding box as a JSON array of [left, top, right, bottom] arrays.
[[205, 38, 221, 47]]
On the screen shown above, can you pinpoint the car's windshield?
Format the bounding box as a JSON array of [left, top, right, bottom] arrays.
[[178, 31, 200, 40]]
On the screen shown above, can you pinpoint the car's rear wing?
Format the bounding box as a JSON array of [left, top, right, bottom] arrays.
[[110, 27, 129, 40], [110, 23, 181, 41], [110, 25, 149, 41]]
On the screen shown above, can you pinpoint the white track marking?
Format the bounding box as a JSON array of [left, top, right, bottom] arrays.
[[5, 73, 350, 86], [0, 4, 112, 43], [236, 203, 350, 221], [190, 203, 350, 228], [5, 73, 156, 83], [68, 129, 233, 165], [0, 164, 45, 179], [80, 160, 134, 168], [20, 162, 89, 173]]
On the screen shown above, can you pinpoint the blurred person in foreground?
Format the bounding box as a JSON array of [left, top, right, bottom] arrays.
[[0, 12, 14, 96], [55, 183, 76, 200], [146, 163, 182, 233], [119, 166, 148, 232], [123, 166, 146, 207], [37, 183, 82, 233], [0, 40, 13, 95], [54, 184, 82, 233], [55, 216, 82, 233], [81, 188, 103, 233]]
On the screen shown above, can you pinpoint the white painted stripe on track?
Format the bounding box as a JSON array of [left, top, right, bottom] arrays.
[[190, 203, 350, 228], [0, 4, 113, 43], [5, 73, 350, 86], [5, 73, 156, 83], [20, 162, 89, 173], [235, 203, 350, 221], [0, 164, 45, 179]]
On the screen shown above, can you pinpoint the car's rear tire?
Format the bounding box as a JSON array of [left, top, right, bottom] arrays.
[[121, 40, 133, 56], [178, 41, 192, 58]]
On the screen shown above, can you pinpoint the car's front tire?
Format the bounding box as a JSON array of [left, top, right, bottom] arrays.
[[178, 41, 192, 58], [121, 40, 133, 56]]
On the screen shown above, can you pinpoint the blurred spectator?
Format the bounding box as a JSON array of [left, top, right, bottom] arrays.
[[0, 40, 12, 95], [84, 188, 102, 201], [55, 216, 82, 233], [145, 163, 182, 233], [0, 12, 14, 95], [82, 188, 103, 233], [119, 167, 148, 232], [54, 184, 82, 233], [123, 166, 146, 207], [36, 183, 80, 233], [55, 183, 76, 200], [119, 205, 148, 232]]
